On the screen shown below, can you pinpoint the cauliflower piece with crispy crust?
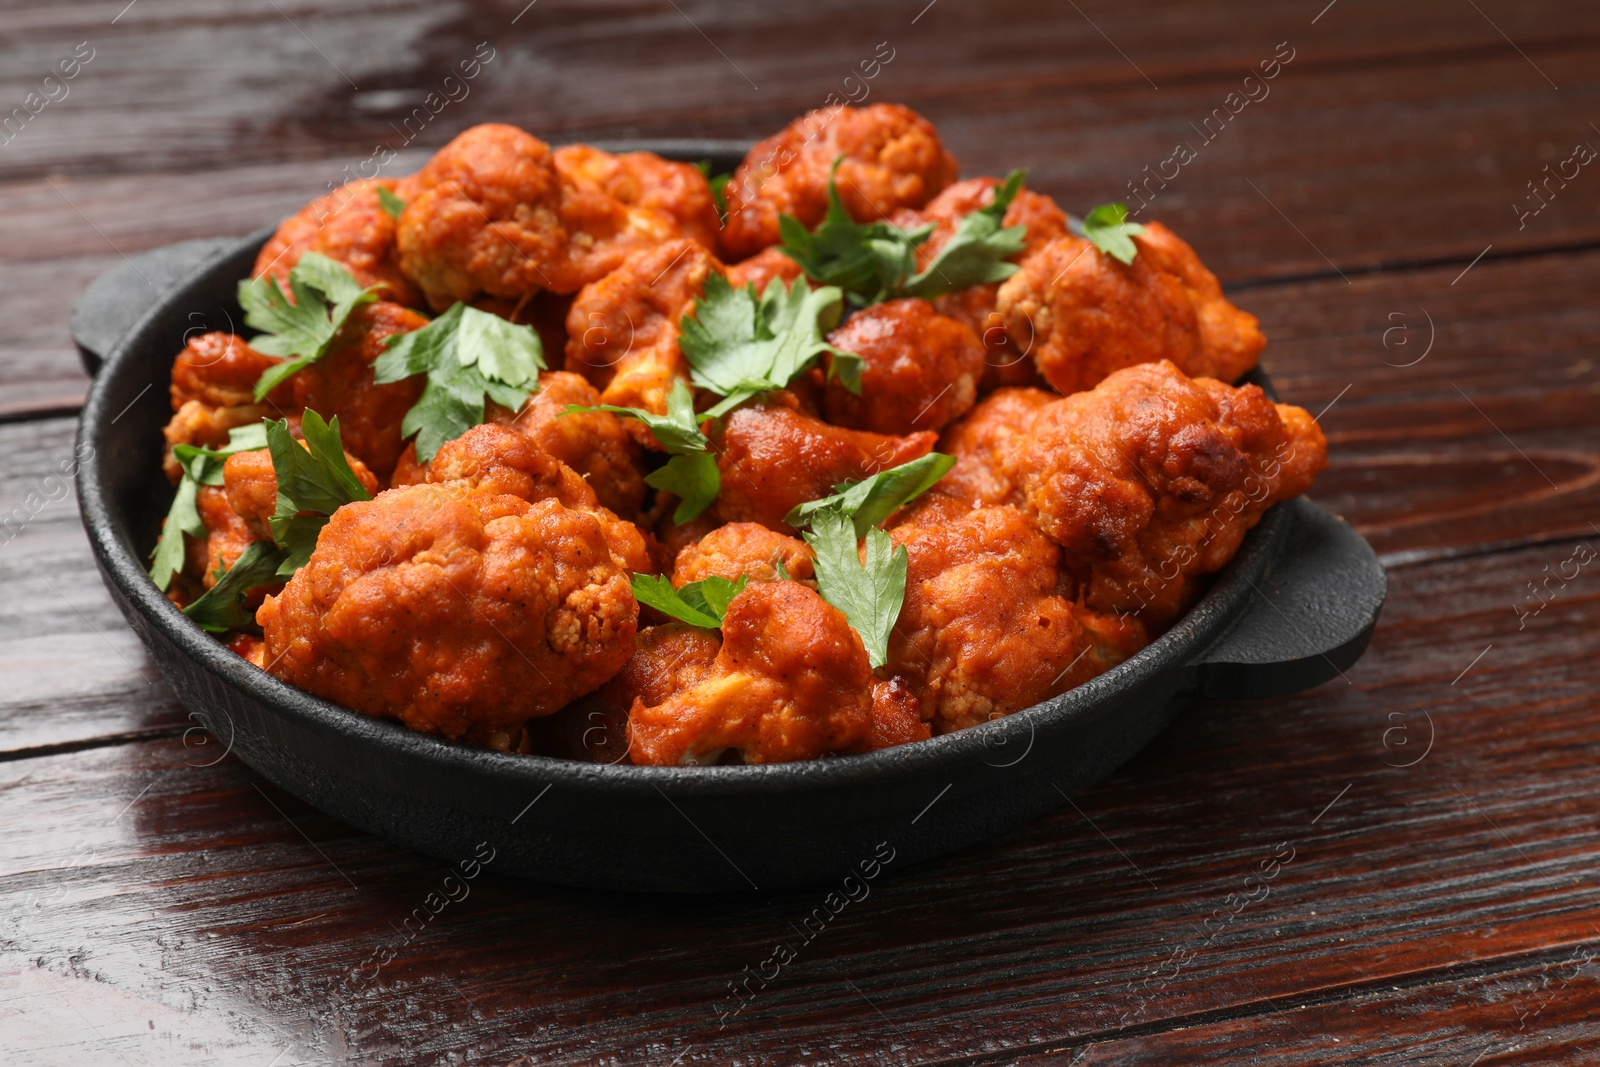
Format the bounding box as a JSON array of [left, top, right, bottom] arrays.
[[710, 395, 937, 533], [997, 222, 1265, 395], [1010, 360, 1326, 627], [258, 483, 638, 740], [932, 386, 1057, 509], [396, 125, 721, 308], [887, 504, 1148, 733], [671, 522, 815, 587], [722, 103, 958, 260], [162, 332, 294, 482], [563, 238, 717, 434], [821, 298, 985, 436], [254, 178, 424, 308], [627, 581, 872, 765]]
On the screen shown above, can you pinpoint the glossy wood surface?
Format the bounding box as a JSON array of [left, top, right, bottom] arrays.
[[1, 2, 1596, 1063]]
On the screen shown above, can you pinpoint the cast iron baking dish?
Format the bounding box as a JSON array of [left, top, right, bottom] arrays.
[[74, 141, 1386, 893]]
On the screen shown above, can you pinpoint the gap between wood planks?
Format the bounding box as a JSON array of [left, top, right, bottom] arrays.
[[937, 933, 1600, 1066]]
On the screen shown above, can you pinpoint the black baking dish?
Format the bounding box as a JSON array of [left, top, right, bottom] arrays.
[[73, 141, 1386, 893]]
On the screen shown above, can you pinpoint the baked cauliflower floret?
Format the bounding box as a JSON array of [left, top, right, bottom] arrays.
[[723, 245, 802, 293], [553, 145, 722, 259], [257, 483, 638, 740], [290, 300, 429, 481], [722, 103, 958, 260], [628, 581, 873, 765], [933, 386, 1056, 509], [1010, 360, 1327, 627], [902, 176, 1070, 392], [571, 621, 725, 764], [710, 396, 937, 533], [564, 238, 717, 431], [887, 505, 1147, 733], [425, 423, 652, 575], [254, 178, 423, 308], [397, 125, 722, 309], [671, 522, 815, 587], [820, 298, 984, 435], [997, 222, 1264, 395], [502, 371, 649, 518], [162, 332, 294, 482]]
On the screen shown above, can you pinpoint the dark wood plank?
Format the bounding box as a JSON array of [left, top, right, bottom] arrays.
[[1006, 944, 1600, 1066], [0, 416, 187, 754], [1, 539, 1594, 1064], [7, 12, 1600, 412]]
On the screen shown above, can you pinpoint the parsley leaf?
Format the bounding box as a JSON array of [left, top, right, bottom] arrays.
[[679, 273, 862, 418], [242, 252, 381, 401], [632, 573, 748, 630], [376, 186, 406, 220], [647, 454, 722, 525], [785, 452, 957, 537], [182, 540, 288, 634], [567, 380, 722, 524], [802, 508, 906, 669], [264, 411, 373, 576], [372, 302, 546, 463], [777, 159, 930, 307], [786, 452, 955, 667], [149, 423, 272, 592], [778, 163, 1029, 305], [903, 170, 1028, 299], [1080, 202, 1147, 265]]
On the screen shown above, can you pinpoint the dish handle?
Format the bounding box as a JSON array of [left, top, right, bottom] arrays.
[[1190, 498, 1386, 700]]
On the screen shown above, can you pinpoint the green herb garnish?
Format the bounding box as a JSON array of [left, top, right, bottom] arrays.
[[786, 453, 956, 668], [242, 253, 381, 401], [149, 423, 271, 592], [264, 411, 373, 575], [778, 162, 1028, 306], [632, 573, 749, 630], [375, 186, 406, 220], [784, 452, 957, 537], [372, 302, 546, 463], [1080, 202, 1147, 265], [182, 541, 289, 634], [679, 273, 862, 417], [568, 380, 721, 524]]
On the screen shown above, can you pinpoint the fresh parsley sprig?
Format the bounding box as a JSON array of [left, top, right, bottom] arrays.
[[264, 411, 373, 575], [242, 252, 381, 401], [376, 186, 406, 220], [182, 540, 289, 634], [149, 423, 271, 592], [777, 162, 1028, 306], [1076, 202, 1147, 265], [786, 453, 956, 668], [372, 302, 546, 463], [632, 573, 749, 630], [567, 380, 721, 524], [785, 452, 958, 537], [680, 273, 863, 417]]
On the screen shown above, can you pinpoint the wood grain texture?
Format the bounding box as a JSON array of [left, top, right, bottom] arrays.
[[3, 1, 1599, 1063], [1, 541, 1596, 1065]]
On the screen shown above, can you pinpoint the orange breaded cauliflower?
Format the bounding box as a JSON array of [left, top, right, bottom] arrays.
[[932, 386, 1057, 509], [258, 482, 638, 740], [821, 298, 984, 435], [254, 178, 423, 308], [424, 423, 652, 575], [722, 103, 958, 260], [671, 522, 815, 587], [710, 396, 937, 533], [887, 504, 1147, 733], [895, 176, 1070, 392], [627, 581, 873, 765], [1009, 360, 1326, 627], [997, 222, 1265, 395], [397, 125, 721, 308], [564, 238, 717, 430], [162, 331, 294, 482]]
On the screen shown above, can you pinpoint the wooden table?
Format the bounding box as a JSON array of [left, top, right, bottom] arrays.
[[4, 2, 1599, 1063]]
